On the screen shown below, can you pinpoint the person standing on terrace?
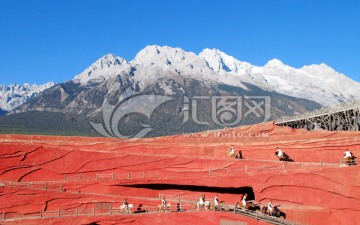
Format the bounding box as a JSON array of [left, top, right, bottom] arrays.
[[229, 145, 235, 158]]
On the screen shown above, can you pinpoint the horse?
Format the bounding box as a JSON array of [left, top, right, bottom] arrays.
[[275, 152, 294, 162], [210, 201, 226, 211], [345, 156, 357, 166], [235, 201, 260, 211], [157, 202, 172, 211], [120, 203, 133, 213], [262, 206, 286, 219], [196, 201, 211, 210]]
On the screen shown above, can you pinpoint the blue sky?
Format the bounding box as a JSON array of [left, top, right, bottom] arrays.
[[1, 0, 360, 85]]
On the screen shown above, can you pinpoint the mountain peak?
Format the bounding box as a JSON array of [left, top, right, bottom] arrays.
[[0, 82, 55, 112], [199, 48, 252, 74], [93, 53, 127, 69], [74, 53, 128, 83], [200, 48, 225, 56], [265, 58, 285, 67], [132, 45, 197, 67]]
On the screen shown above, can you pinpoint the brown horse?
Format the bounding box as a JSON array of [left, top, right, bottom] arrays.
[[345, 156, 357, 166], [209, 201, 226, 210], [262, 206, 286, 219], [235, 201, 260, 211], [157, 203, 171, 211]]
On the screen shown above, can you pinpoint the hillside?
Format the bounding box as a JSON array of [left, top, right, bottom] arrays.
[[0, 122, 359, 224]]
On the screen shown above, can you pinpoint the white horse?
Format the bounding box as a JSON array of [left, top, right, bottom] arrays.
[[196, 201, 210, 210], [120, 203, 133, 213]]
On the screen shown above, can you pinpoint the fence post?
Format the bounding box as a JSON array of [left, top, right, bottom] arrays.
[[92, 207, 95, 215], [320, 161, 322, 167], [11, 181, 13, 187], [96, 173, 98, 180], [112, 172, 115, 179], [245, 165, 247, 173], [143, 171, 145, 178], [40, 210, 42, 218], [45, 182, 48, 190], [60, 183, 62, 192], [256, 211, 258, 220], [28, 182, 30, 188], [226, 167, 229, 173], [76, 208, 78, 216], [64, 174, 66, 181], [301, 162, 304, 170], [58, 209, 60, 218], [110, 206, 112, 215], [208, 167, 211, 175], [178, 194, 180, 202], [157, 171, 159, 178], [2, 212, 5, 221]]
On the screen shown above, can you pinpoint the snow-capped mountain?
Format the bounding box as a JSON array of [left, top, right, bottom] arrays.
[[4, 45, 360, 136], [73, 45, 360, 106], [74, 53, 128, 83], [0, 82, 55, 112]]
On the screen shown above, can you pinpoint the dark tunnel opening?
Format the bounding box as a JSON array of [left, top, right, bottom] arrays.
[[119, 184, 255, 201]]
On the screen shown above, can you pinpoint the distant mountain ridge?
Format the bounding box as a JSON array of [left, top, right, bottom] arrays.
[[1, 45, 359, 136], [74, 45, 360, 106], [0, 82, 55, 112]]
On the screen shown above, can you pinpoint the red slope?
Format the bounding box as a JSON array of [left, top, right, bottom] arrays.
[[0, 121, 359, 224]]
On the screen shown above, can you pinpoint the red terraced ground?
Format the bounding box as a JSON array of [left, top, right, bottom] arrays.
[[0, 121, 359, 225]]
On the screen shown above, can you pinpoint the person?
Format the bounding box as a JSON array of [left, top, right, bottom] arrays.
[[137, 204, 142, 211], [213, 194, 219, 208], [275, 147, 284, 160], [242, 193, 248, 207], [134, 203, 146, 213], [161, 197, 167, 211], [176, 203, 181, 212], [229, 145, 235, 157], [344, 149, 354, 165], [235, 150, 243, 159], [197, 194, 205, 210], [122, 198, 130, 213], [267, 200, 274, 215]]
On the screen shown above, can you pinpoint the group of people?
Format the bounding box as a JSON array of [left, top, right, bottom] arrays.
[[240, 194, 275, 216], [122, 194, 278, 216], [120, 197, 180, 214], [120, 147, 356, 215], [230, 145, 356, 164], [196, 194, 223, 210]]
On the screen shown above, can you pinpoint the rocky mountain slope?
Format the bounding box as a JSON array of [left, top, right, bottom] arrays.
[[0, 82, 55, 113], [2, 45, 359, 136]]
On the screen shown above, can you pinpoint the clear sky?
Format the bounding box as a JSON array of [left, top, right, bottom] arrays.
[[1, 0, 360, 85]]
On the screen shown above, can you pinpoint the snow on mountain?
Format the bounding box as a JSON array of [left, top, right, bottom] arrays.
[[74, 53, 128, 83], [0, 82, 55, 112], [199, 48, 254, 75], [72, 45, 360, 106], [130, 45, 215, 81]]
